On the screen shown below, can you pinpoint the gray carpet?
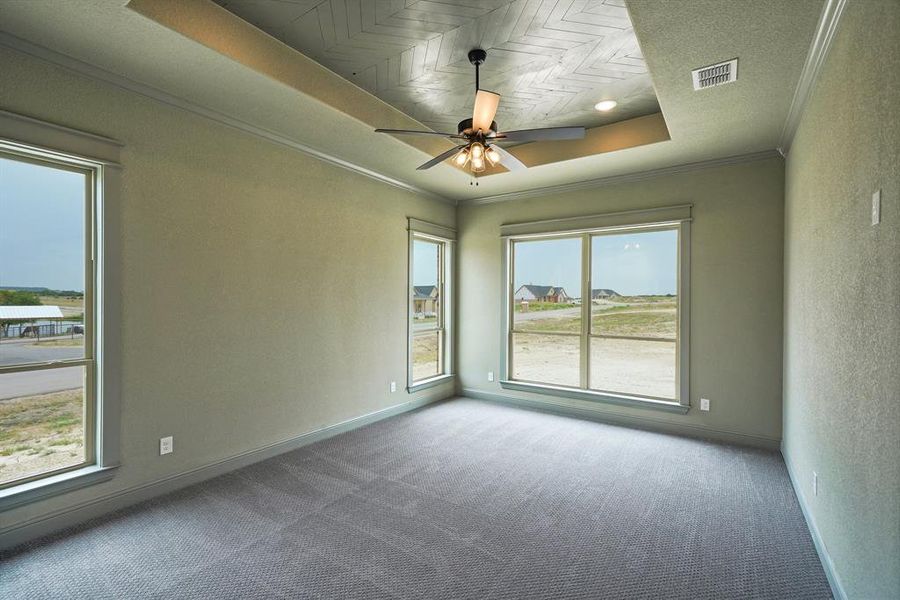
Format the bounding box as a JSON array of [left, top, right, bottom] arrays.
[[1, 398, 832, 599]]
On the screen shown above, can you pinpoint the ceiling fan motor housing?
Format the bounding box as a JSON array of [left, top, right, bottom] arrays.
[[457, 118, 498, 136]]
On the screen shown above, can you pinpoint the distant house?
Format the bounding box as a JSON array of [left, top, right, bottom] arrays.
[[413, 285, 438, 317], [591, 288, 620, 300], [514, 285, 570, 303]]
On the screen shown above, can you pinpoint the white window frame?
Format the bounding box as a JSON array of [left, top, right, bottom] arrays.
[[499, 205, 691, 414], [407, 218, 455, 392], [0, 110, 121, 510]]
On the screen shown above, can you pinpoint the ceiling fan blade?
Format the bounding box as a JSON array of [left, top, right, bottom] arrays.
[[491, 145, 528, 172], [375, 128, 465, 139], [472, 90, 501, 133], [494, 126, 586, 143], [416, 145, 466, 170]]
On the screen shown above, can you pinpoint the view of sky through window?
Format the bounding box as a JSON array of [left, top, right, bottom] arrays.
[[513, 231, 677, 298], [0, 157, 85, 292], [592, 230, 677, 296], [413, 238, 438, 286], [514, 237, 581, 297]]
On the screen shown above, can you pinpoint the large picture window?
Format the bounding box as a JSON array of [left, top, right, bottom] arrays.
[[0, 152, 95, 488], [503, 211, 690, 410], [408, 220, 454, 391]]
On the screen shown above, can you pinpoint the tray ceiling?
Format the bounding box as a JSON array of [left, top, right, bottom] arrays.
[[212, 0, 661, 134], [0, 0, 825, 201]]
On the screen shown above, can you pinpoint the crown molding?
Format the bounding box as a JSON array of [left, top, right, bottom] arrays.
[[0, 32, 454, 205], [460, 149, 782, 206], [778, 0, 848, 155]]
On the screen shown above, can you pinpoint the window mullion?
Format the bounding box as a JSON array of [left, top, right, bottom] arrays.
[[579, 233, 591, 390], [0, 358, 93, 376]]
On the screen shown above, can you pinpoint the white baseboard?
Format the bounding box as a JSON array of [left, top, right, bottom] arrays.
[[0, 394, 443, 551], [782, 449, 847, 600], [462, 388, 782, 450]]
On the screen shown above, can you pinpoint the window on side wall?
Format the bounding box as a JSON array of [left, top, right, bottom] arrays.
[[0, 113, 120, 509], [0, 152, 95, 488], [408, 219, 455, 392]]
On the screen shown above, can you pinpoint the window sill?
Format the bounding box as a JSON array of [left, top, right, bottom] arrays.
[[0, 464, 118, 512], [408, 373, 455, 393], [499, 380, 689, 414]]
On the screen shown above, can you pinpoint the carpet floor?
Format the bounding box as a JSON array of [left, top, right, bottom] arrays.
[[1, 398, 832, 599]]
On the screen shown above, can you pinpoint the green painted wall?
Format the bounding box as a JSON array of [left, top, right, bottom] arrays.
[[782, 1, 900, 597], [0, 47, 455, 534], [458, 157, 786, 447]]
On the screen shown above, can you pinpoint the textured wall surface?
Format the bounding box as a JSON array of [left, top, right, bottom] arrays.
[[457, 157, 786, 446], [782, 1, 900, 597], [0, 47, 455, 534]]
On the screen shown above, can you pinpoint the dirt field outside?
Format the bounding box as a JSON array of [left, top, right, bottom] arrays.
[[0, 388, 84, 485], [511, 296, 677, 399], [412, 333, 440, 381], [38, 294, 84, 319]]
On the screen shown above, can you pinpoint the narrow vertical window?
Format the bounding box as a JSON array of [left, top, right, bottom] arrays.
[[408, 221, 454, 391], [0, 153, 94, 488], [411, 238, 443, 381]]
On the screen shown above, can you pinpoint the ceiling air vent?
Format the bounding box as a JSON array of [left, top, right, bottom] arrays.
[[691, 58, 738, 90]]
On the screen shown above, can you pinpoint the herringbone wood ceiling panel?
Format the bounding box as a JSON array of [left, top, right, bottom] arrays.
[[214, 0, 660, 133]]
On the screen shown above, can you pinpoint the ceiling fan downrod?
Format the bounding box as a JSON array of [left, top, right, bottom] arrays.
[[468, 48, 487, 91]]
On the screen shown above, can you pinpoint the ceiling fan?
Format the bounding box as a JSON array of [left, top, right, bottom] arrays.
[[375, 48, 586, 173]]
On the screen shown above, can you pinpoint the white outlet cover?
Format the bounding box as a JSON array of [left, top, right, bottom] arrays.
[[872, 189, 881, 225], [488, 371, 495, 382], [390, 381, 397, 393], [160, 436, 173, 455], [700, 398, 710, 411]]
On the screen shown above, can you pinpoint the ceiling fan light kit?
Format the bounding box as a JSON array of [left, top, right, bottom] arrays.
[[374, 49, 588, 177]]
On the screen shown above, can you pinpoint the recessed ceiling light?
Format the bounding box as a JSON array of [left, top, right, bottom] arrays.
[[594, 100, 617, 112]]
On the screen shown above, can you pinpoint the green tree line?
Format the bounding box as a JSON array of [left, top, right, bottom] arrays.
[[0, 290, 43, 306]]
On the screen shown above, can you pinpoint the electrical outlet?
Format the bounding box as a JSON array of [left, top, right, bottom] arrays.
[[390, 381, 397, 393], [872, 189, 881, 225], [488, 371, 495, 382], [159, 436, 173, 455], [813, 471, 818, 496], [700, 398, 710, 411]]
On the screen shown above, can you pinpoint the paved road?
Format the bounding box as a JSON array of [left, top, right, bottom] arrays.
[[0, 366, 83, 400], [0, 339, 83, 367], [0, 339, 84, 400]]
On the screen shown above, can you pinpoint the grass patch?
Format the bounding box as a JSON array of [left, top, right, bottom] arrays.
[[48, 437, 81, 447], [0, 388, 84, 483], [516, 306, 676, 337], [0, 445, 32, 456], [53, 417, 80, 428], [593, 302, 676, 313], [30, 337, 85, 347], [593, 311, 676, 337], [38, 295, 83, 309], [514, 301, 576, 313], [0, 389, 82, 439]]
